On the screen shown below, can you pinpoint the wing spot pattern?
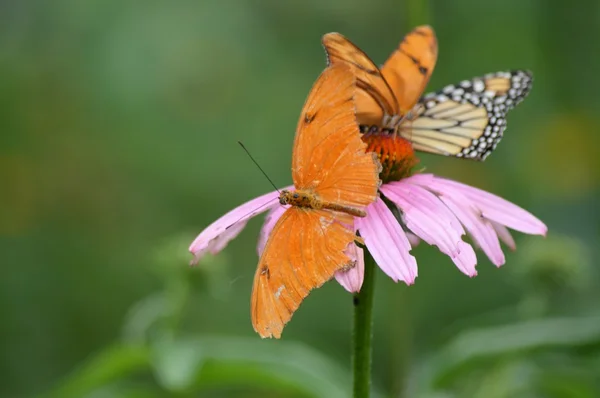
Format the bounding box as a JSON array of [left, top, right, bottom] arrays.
[[304, 112, 317, 124], [261, 265, 270, 279]]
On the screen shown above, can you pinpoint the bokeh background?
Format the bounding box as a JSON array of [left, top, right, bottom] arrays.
[[2, 1, 599, 397]]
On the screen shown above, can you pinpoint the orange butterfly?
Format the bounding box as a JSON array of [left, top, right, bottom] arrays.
[[322, 26, 532, 160], [252, 63, 381, 338]]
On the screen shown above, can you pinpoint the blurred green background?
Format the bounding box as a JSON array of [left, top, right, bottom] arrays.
[[1, 1, 599, 397]]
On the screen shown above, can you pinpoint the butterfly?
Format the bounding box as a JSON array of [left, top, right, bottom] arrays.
[[322, 25, 533, 160], [252, 63, 381, 338]]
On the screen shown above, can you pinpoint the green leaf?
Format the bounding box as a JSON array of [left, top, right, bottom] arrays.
[[151, 334, 205, 391], [47, 344, 151, 398], [410, 313, 600, 394], [150, 335, 353, 397]]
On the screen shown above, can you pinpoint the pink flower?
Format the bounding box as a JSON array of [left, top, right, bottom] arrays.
[[189, 172, 546, 293]]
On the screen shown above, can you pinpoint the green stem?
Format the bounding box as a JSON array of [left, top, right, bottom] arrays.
[[353, 251, 376, 398]]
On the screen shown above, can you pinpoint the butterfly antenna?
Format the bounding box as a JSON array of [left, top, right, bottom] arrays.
[[238, 141, 280, 194]]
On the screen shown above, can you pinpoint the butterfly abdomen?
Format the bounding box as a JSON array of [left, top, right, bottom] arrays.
[[321, 202, 366, 218]]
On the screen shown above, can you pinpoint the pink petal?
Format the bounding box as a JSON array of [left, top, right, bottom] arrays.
[[209, 221, 249, 255], [492, 221, 516, 250], [434, 189, 505, 267], [189, 189, 282, 264], [335, 243, 365, 293], [257, 204, 288, 258], [382, 182, 477, 277], [406, 232, 421, 247], [411, 174, 547, 236], [356, 198, 417, 284], [453, 241, 478, 277]]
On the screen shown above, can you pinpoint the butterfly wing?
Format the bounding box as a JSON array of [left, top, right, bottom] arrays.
[[322, 32, 399, 127], [401, 70, 532, 160], [381, 25, 438, 114], [292, 62, 381, 210], [251, 208, 356, 338]]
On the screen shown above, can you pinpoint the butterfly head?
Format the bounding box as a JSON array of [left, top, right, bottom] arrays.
[[279, 190, 320, 209]]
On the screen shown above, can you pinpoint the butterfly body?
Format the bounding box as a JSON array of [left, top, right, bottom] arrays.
[[279, 189, 368, 217]]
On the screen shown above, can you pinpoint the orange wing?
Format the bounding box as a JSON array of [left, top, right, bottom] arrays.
[[291, 62, 381, 209], [322, 33, 399, 127], [251, 208, 356, 338], [251, 64, 380, 338], [381, 25, 438, 114]]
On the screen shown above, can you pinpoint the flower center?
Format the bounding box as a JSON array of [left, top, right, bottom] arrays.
[[362, 133, 419, 183]]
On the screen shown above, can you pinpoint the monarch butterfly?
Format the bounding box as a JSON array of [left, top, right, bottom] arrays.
[[251, 63, 381, 338], [322, 26, 532, 160]]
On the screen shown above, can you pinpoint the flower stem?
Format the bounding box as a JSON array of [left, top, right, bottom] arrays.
[[353, 251, 376, 398]]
